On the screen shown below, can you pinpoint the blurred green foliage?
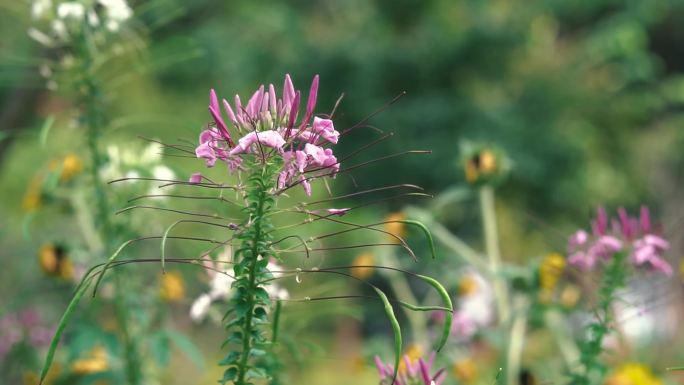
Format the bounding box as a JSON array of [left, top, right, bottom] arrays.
[[2, 0, 684, 384]]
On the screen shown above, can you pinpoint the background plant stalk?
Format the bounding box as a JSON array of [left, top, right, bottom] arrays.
[[479, 185, 510, 322], [81, 34, 142, 385]]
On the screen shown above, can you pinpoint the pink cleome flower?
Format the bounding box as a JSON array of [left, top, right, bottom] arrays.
[[375, 351, 446, 385], [194, 74, 341, 196], [567, 206, 672, 275]]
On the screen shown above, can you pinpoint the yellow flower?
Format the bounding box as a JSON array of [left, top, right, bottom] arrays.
[[605, 363, 662, 385], [398, 344, 423, 374], [464, 149, 498, 184], [559, 285, 581, 308], [23, 365, 61, 385], [160, 271, 185, 302], [679, 259, 684, 282], [72, 346, 109, 375], [538, 253, 566, 303], [458, 275, 479, 297], [60, 154, 83, 181], [351, 253, 374, 279], [384, 212, 406, 243], [453, 358, 478, 384], [39, 244, 73, 280], [539, 253, 565, 291], [22, 176, 43, 211]]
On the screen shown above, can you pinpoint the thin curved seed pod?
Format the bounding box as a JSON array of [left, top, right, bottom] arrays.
[[399, 219, 437, 259], [161, 219, 198, 273], [39, 276, 92, 384], [416, 274, 453, 351], [372, 286, 401, 384]]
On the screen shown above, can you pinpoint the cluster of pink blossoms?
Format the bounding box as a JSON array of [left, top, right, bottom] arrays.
[[567, 206, 672, 275], [194, 74, 341, 195], [375, 352, 445, 385]]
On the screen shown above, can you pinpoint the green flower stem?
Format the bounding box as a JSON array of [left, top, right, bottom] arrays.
[[271, 300, 282, 344], [236, 187, 266, 385], [479, 186, 510, 322], [228, 163, 277, 385], [545, 309, 580, 370], [505, 295, 528, 385], [80, 30, 142, 385], [572, 252, 627, 385]]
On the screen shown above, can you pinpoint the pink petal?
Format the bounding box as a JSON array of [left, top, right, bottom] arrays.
[[596, 206, 607, 235], [326, 208, 350, 216], [269, 84, 277, 112], [189, 172, 202, 184], [640, 205, 651, 233], [195, 142, 217, 167], [223, 99, 238, 125], [644, 234, 669, 250], [209, 89, 220, 113], [305, 74, 319, 117]]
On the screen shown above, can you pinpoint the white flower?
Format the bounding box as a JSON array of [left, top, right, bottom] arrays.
[[57, 2, 85, 20], [152, 165, 175, 182], [31, 0, 53, 20], [87, 9, 100, 27], [28, 27, 54, 46], [97, 0, 132, 31], [189, 293, 212, 322], [459, 271, 494, 327], [50, 19, 68, 40]]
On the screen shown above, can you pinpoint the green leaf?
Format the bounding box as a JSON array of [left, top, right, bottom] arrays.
[[219, 352, 240, 366], [165, 330, 205, 369], [93, 240, 136, 295], [372, 286, 401, 384], [39, 115, 55, 148], [149, 332, 171, 367], [221, 367, 238, 383], [39, 275, 92, 384], [416, 274, 453, 351]]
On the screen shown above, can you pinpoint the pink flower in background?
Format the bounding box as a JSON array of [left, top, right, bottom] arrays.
[[0, 309, 53, 361], [566, 206, 672, 275], [194, 74, 341, 195], [375, 351, 445, 385]]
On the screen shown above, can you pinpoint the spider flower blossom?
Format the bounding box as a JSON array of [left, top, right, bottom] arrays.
[[567, 206, 672, 275], [375, 352, 446, 385], [194, 74, 341, 195]]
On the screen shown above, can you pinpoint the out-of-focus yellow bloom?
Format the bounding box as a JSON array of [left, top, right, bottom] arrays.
[[60, 154, 83, 181], [384, 212, 407, 243], [452, 358, 478, 384], [22, 176, 43, 211], [39, 244, 73, 280], [679, 259, 684, 282], [160, 271, 185, 302], [539, 253, 565, 290], [398, 344, 423, 374], [538, 253, 566, 303], [351, 253, 374, 279], [458, 275, 479, 297], [559, 285, 581, 308], [605, 363, 662, 385], [23, 365, 61, 385], [464, 149, 498, 184], [72, 346, 109, 375]]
